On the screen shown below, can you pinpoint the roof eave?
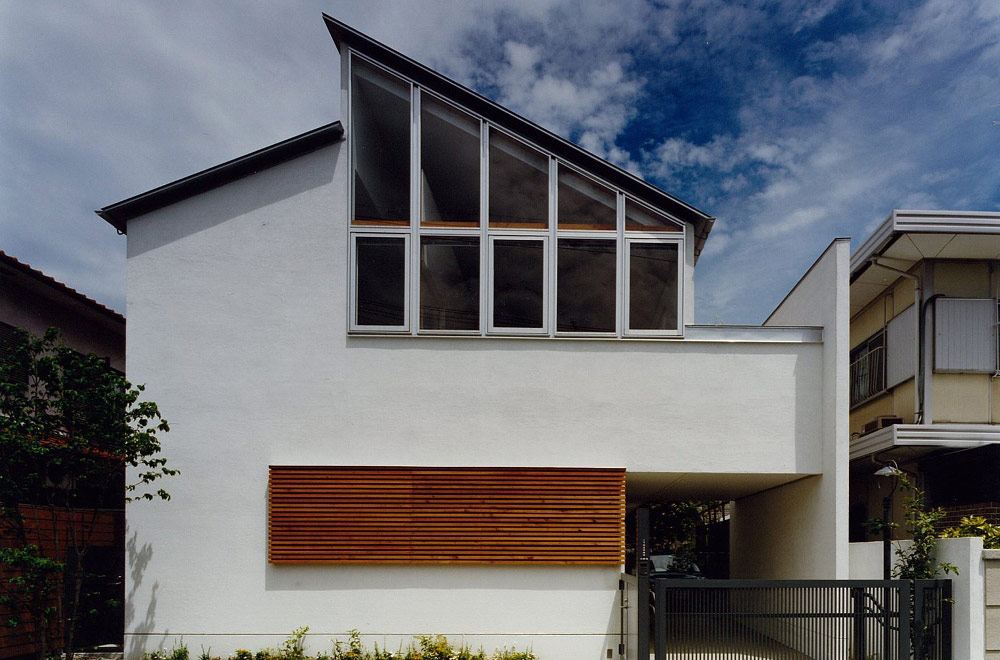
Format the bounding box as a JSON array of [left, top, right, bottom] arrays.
[[97, 121, 345, 233]]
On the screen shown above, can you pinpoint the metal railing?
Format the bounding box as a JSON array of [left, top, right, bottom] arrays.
[[650, 579, 952, 660], [851, 344, 886, 407]]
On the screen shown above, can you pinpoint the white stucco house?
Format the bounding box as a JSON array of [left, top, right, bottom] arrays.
[[96, 16, 850, 660]]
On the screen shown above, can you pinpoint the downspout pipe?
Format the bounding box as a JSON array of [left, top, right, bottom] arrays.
[[919, 294, 946, 424], [869, 258, 922, 421]]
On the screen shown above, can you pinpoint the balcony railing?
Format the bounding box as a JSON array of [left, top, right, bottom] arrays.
[[851, 344, 886, 408]]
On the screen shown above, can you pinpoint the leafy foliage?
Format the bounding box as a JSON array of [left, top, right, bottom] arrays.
[[941, 515, 1000, 549], [0, 327, 175, 660], [892, 477, 956, 579], [145, 630, 538, 660]]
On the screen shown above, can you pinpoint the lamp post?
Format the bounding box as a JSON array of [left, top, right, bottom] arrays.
[[874, 461, 903, 579]]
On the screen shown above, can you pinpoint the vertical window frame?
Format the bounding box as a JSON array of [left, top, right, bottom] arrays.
[[623, 236, 684, 338], [349, 232, 411, 334], [554, 162, 619, 337], [348, 51, 414, 229], [487, 234, 550, 336]]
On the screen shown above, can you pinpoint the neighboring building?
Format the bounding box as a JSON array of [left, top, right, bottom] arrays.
[[848, 210, 1000, 540], [0, 250, 126, 658], [96, 16, 849, 660]]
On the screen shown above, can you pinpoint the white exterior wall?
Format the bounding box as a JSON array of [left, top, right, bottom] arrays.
[[124, 142, 832, 658], [731, 239, 851, 579]]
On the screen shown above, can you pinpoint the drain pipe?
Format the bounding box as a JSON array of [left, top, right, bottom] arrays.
[[869, 258, 923, 421]]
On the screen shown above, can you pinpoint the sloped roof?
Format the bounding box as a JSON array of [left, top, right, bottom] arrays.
[[323, 14, 715, 259], [97, 121, 344, 233], [0, 250, 125, 324]]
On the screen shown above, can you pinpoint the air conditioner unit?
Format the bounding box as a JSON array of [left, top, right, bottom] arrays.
[[862, 416, 903, 436]]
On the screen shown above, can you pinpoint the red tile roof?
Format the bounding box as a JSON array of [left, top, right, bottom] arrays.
[[0, 250, 125, 324]]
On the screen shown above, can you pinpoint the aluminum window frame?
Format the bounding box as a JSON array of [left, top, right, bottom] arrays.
[[348, 51, 414, 230], [345, 47, 689, 340], [487, 233, 550, 335], [623, 236, 684, 338], [349, 232, 411, 334]]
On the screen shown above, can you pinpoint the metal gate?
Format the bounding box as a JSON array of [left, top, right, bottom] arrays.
[[633, 509, 953, 659], [646, 578, 952, 660]]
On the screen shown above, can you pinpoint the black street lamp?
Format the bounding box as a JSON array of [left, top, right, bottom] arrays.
[[874, 461, 903, 579]]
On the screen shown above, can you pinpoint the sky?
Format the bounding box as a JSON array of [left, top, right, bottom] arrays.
[[2, 0, 999, 323]]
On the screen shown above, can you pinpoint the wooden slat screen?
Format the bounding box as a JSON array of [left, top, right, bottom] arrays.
[[268, 466, 625, 565]]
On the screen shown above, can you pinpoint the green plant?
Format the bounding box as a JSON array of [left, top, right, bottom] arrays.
[[198, 646, 212, 660], [941, 515, 1000, 548], [233, 650, 253, 660], [893, 477, 957, 579], [0, 327, 175, 660], [170, 642, 190, 660], [279, 627, 308, 660], [254, 650, 275, 660]]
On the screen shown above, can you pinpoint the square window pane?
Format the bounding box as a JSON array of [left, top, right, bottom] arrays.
[[420, 237, 480, 330], [558, 239, 616, 333], [421, 96, 480, 227], [489, 131, 548, 229], [629, 243, 678, 331], [356, 236, 406, 327], [625, 199, 682, 232], [558, 167, 616, 230], [352, 58, 410, 226], [493, 240, 545, 329]]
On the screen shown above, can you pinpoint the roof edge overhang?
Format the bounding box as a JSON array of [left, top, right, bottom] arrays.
[[850, 423, 1000, 463], [0, 250, 125, 324], [97, 121, 344, 233], [323, 14, 715, 260], [851, 209, 1000, 282]]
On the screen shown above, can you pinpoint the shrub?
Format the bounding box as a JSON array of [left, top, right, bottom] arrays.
[[941, 515, 1000, 549], [279, 627, 309, 660], [234, 652, 253, 660]]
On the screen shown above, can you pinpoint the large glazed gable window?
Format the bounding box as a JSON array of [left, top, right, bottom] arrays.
[[345, 50, 688, 339], [352, 58, 410, 226], [421, 95, 481, 228], [488, 130, 549, 229]]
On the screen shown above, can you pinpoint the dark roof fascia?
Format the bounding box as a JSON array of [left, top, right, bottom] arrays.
[[323, 14, 715, 254], [849, 232, 902, 285], [0, 251, 125, 325], [97, 121, 344, 233]]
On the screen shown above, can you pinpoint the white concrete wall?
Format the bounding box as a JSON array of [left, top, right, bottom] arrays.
[[124, 142, 831, 658], [936, 537, 986, 660], [732, 239, 851, 579], [985, 549, 1000, 660]]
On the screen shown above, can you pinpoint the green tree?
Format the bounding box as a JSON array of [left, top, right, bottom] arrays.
[[0, 327, 176, 660]]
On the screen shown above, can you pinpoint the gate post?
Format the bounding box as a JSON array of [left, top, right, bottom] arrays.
[[852, 587, 867, 660], [637, 507, 651, 660]]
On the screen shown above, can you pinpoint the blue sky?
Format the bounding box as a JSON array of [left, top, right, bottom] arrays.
[[2, 0, 998, 323]]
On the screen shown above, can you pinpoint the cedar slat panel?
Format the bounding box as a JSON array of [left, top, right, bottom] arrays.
[[268, 466, 624, 565]]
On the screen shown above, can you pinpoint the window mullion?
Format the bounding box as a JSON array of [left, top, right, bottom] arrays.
[[616, 192, 625, 338], [548, 156, 557, 337], [480, 124, 489, 336], [410, 86, 421, 336]]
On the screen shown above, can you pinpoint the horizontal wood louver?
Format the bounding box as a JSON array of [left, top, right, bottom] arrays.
[[268, 466, 625, 565]]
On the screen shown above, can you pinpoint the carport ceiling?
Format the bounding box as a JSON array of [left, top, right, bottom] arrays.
[[626, 472, 810, 506]]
